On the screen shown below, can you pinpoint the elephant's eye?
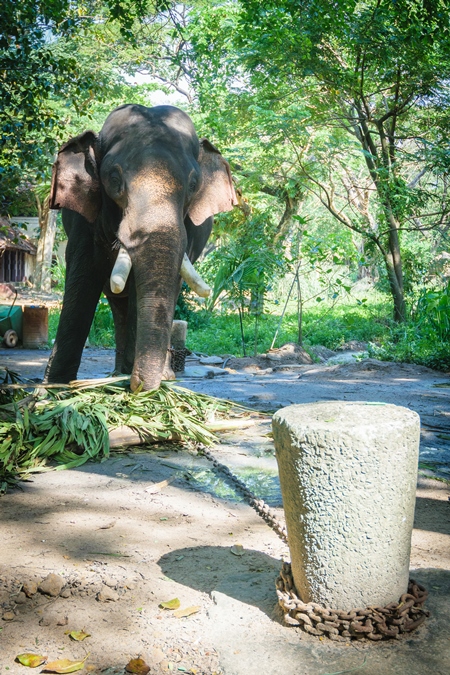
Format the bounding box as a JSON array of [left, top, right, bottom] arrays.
[[109, 167, 124, 194], [188, 174, 198, 195]]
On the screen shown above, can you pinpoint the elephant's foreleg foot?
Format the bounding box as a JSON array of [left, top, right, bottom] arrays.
[[113, 350, 131, 376], [162, 350, 176, 381]]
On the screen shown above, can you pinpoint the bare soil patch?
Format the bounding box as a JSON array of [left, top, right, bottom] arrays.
[[0, 346, 449, 674]]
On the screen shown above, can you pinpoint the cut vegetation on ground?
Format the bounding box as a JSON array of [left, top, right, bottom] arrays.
[[0, 374, 255, 492]]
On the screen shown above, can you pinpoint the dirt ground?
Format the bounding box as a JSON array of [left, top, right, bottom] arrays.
[[0, 344, 449, 675]]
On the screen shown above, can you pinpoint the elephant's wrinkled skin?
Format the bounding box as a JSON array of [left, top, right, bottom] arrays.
[[45, 104, 237, 390]]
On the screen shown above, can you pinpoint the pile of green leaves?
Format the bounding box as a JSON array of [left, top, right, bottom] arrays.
[[0, 376, 237, 493]]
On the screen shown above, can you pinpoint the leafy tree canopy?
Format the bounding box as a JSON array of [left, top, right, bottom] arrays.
[[0, 0, 161, 212], [186, 0, 450, 320]]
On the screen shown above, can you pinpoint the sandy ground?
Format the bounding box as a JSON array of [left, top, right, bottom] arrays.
[[0, 346, 449, 675]]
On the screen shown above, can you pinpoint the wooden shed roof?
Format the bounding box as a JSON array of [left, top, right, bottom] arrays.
[[0, 218, 37, 254]]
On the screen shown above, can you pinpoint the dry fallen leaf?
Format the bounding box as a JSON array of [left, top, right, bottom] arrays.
[[65, 629, 91, 641], [144, 476, 176, 493], [15, 653, 47, 667], [173, 605, 200, 618], [98, 521, 116, 530], [42, 654, 89, 673], [125, 658, 151, 674], [159, 598, 180, 610], [230, 544, 245, 556]]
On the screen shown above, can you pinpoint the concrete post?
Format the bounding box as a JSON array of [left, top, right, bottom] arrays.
[[272, 401, 420, 611], [171, 320, 188, 350], [170, 320, 188, 374]]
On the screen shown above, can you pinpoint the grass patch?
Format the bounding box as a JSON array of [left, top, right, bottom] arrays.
[[185, 300, 393, 355], [48, 294, 450, 371]]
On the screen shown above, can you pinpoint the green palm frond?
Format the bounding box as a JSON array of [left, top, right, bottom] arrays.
[[0, 380, 250, 492]]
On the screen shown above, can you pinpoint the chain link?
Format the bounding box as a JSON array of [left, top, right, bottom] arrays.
[[169, 348, 191, 373], [198, 445, 429, 641], [276, 563, 429, 641], [199, 447, 289, 543]]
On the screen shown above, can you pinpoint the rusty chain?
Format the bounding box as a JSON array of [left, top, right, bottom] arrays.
[[198, 445, 430, 641], [276, 564, 429, 641], [199, 447, 289, 543], [169, 348, 191, 374]]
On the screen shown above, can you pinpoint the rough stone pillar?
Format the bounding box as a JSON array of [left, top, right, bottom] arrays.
[[22, 306, 49, 348], [272, 401, 420, 611], [171, 320, 187, 350], [170, 320, 188, 374]]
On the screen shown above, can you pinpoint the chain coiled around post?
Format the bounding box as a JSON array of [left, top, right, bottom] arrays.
[[198, 445, 430, 641], [277, 563, 429, 641], [169, 348, 191, 374]]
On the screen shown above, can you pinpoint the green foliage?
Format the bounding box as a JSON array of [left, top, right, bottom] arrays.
[[208, 241, 285, 313], [50, 259, 67, 293], [0, 0, 163, 212], [362, 279, 450, 371], [1, 1, 83, 208], [187, 0, 450, 322], [48, 308, 61, 346], [369, 327, 450, 372], [299, 229, 354, 299], [0, 379, 242, 490], [199, 211, 288, 355], [174, 283, 210, 330], [49, 299, 115, 349], [88, 298, 116, 348], [183, 298, 389, 355], [415, 281, 450, 342]]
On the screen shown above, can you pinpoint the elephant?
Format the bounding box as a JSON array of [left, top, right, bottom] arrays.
[[45, 104, 237, 391]]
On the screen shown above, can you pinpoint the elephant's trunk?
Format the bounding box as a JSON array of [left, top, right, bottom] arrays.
[[118, 202, 187, 392]]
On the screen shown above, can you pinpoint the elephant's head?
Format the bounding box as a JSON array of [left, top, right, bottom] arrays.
[[50, 104, 237, 391]]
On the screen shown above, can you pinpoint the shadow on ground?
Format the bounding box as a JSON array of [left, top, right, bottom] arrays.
[[159, 546, 282, 619]]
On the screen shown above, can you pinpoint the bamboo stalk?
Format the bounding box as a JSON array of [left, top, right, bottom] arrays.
[[108, 425, 180, 448], [206, 419, 256, 432], [108, 418, 256, 448]]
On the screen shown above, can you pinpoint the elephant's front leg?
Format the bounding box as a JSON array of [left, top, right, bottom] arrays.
[[45, 214, 109, 383], [161, 276, 186, 382], [106, 292, 130, 375]]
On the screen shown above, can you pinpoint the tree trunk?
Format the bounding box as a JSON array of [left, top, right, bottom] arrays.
[[35, 196, 58, 292], [384, 250, 407, 322], [377, 196, 406, 322], [354, 104, 407, 322], [274, 191, 303, 248]]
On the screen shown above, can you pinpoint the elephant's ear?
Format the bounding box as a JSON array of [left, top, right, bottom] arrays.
[[50, 131, 101, 223], [188, 139, 238, 226]]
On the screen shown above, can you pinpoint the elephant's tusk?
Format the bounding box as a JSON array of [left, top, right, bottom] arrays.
[[180, 253, 211, 298], [110, 246, 132, 294], [110, 248, 210, 298]]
